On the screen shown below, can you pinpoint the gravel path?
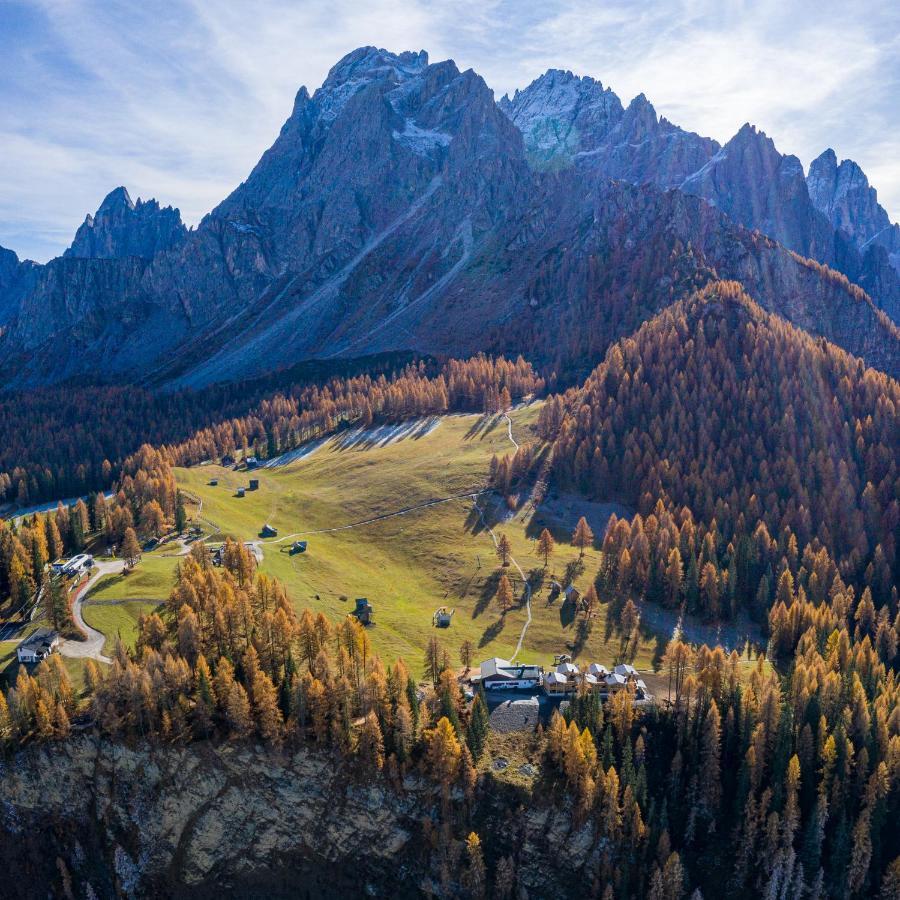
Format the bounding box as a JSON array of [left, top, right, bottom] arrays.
[[59, 560, 121, 664], [503, 413, 519, 452], [472, 495, 533, 661], [472, 410, 532, 662]]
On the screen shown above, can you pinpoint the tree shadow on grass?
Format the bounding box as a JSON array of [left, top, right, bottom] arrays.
[[464, 494, 508, 538], [559, 597, 576, 629], [463, 414, 502, 441], [563, 558, 585, 585], [572, 617, 591, 656], [604, 595, 625, 644], [464, 501, 490, 537], [527, 567, 546, 593], [464, 415, 485, 440], [478, 617, 505, 648], [651, 630, 669, 672], [474, 570, 501, 619]]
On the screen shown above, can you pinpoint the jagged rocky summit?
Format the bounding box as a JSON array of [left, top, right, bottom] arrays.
[[0, 46, 898, 389], [65, 186, 186, 260]]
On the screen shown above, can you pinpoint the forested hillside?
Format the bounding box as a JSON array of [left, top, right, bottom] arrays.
[[546, 281, 898, 620], [3, 514, 899, 897], [0, 354, 542, 507]]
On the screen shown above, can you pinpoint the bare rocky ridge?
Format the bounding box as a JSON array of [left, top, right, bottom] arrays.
[[0, 736, 586, 899], [499, 70, 719, 188], [0, 47, 898, 388], [501, 73, 900, 325]]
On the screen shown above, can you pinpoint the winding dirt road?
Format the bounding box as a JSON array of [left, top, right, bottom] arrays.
[[59, 560, 121, 665]]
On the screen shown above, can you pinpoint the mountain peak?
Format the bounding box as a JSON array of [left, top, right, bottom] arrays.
[[98, 186, 134, 214], [729, 122, 773, 149], [501, 67, 613, 113], [312, 47, 431, 123], [811, 147, 838, 169], [807, 149, 900, 260], [64, 187, 185, 260], [498, 68, 623, 167], [621, 92, 658, 130], [322, 46, 429, 90]]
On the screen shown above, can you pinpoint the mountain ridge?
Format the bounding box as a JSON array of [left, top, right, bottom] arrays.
[[0, 46, 898, 389]]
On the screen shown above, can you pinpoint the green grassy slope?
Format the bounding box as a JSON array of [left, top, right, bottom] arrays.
[[175, 406, 679, 675], [89, 556, 180, 601], [82, 600, 164, 655]]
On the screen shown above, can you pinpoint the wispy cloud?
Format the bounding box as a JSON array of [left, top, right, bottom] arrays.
[[1, 0, 898, 261]]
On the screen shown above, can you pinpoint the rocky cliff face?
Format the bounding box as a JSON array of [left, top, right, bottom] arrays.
[[0, 244, 39, 327], [0, 47, 898, 389], [65, 187, 187, 260], [807, 149, 900, 270], [500, 74, 900, 326], [0, 737, 591, 899], [679, 124, 837, 259]]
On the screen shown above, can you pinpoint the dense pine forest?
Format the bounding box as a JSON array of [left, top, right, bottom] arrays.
[[3, 530, 898, 896], [543, 283, 898, 621]]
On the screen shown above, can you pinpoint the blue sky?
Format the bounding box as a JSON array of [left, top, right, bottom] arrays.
[[1, 0, 898, 262]]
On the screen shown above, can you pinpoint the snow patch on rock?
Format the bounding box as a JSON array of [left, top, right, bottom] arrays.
[[392, 119, 452, 154]]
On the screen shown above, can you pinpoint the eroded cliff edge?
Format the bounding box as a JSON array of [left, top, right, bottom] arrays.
[[0, 736, 587, 899]]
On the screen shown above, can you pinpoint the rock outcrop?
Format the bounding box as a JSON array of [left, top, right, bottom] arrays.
[[501, 77, 900, 326], [499, 71, 718, 188], [679, 124, 834, 257], [0, 244, 39, 327], [0, 737, 427, 897], [807, 148, 900, 271]]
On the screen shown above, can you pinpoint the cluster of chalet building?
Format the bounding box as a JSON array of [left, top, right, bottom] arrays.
[[475, 657, 649, 698]]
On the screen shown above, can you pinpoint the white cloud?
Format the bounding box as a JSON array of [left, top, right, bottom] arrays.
[[0, 0, 897, 262]]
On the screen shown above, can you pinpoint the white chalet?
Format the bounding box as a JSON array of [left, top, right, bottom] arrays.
[[478, 657, 543, 690], [17, 628, 60, 664]]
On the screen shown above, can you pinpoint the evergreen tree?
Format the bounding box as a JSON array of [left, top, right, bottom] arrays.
[[459, 639, 474, 672], [120, 527, 141, 568], [464, 832, 486, 900], [174, 492, 187, 534], [496, 533, 512, 567], [47, 578, 73, 633], [496, 574, 514, 613], [466, 692, 489, 760]]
